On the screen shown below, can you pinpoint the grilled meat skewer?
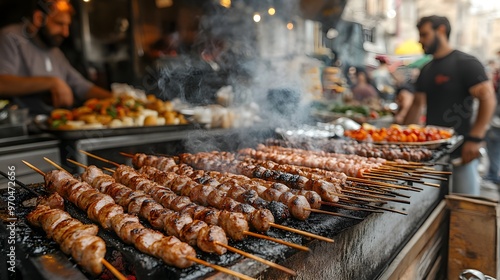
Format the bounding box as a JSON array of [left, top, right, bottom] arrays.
[[27, 204, 105, 275], [43, 169, 196, 268], [177, 152, 340, 203], [114, 164, 274, 232], [81, 165, 228, 255], [131, 153, 318, 219]]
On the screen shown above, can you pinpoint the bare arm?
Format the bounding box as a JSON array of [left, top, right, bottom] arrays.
[[0, 75, 56, 96], [460, 81, 497, 164], [468, 81, 497, 138], [0, 75, 73, 108], [403, 92, 426, 125], [84, 86, 112, 100], [394, 90, 414, 124]]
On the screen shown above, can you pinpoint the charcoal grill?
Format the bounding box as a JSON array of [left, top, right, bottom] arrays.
[[0, 136, 456, 279]]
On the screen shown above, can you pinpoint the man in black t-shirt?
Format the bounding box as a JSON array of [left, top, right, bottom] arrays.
[[404, 15, 497, 195]]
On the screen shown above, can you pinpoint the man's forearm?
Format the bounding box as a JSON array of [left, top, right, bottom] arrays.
[[468, 81, 497, 138], [403, 103, 422, 125], [469, 93, 497, 138], [0, 75, 55, 96], [85, 86, 112, 100]]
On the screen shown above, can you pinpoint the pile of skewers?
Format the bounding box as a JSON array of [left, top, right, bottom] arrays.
[[15, 141, 450, 279], [265, 138, 435, 161]]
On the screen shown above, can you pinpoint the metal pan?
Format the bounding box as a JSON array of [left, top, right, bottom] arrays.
[[34, 115, 195, 140]]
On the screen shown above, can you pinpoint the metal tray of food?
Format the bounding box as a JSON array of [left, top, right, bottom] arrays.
[[34, 115, 196, 140]]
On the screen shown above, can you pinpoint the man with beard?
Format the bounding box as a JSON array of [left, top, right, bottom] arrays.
[[404, 15, 497, 195], [0, 0, 111, 114]]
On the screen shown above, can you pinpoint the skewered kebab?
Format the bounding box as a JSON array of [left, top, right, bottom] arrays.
[[122, 152, 364, 221], [73, 163, 297, 275], [141, 162, 310, 221], [249, 145, 444, 187], [246, 145, 382, 178], [235, 156, 411, 204], [265, 139, 434, 162], [25, 161, 257, 280], [125, 153, 408, 215], [76, 154, 315, 247], [83, 151, 336, 241], [79, 164, 228, 255], [177, 152, 342, 203], [30, 165, 197, 268], [255, 145, 435, 173], [129, 152, 338, 202], [182, 151, 413, 205], [27, 199, 106, 276], [125, 154, 292, 219], [151, 161, 293, 222]]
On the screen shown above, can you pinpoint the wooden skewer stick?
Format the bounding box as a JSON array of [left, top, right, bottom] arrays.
[[344, 184, 396, 195], [374, 167, 448, 181], [341, 190, 410, 204], [66, 159, 299, 274], [269, 223, 334, 243], [244, 231, 309, 251], [43, 157, 70, 173], [360, 175, 424, 191], [22, 160, 46, 176], [320, 201, 384, 213], [339, 189, 397, 201], [336, 193, 387, 204], [363, 173, 417, 183], [186, 256, 257, 280], [347, 177, 421, 191], [215, 242, 296, 276], [360, 204, 408, 215], [306, 208, 364, 220], [345, 185, 409, 198], [120, 152, 135, 158], [80, 150, 120, 167], [372, 172, 437, 185], [422, 182, 441, 188], [376, 168, 444, 186], [76, 157, 334, 244], [68, 158, 90, 169], [386, 164, 431, 170], [21, 160, 128, 280], [408, 173, 447, 181], [346, 183, 410, 198], [413, 168, 452, 175], [366, 171, 424, 183], [101, 259, 127, 280], [385, 160, 429, 166], [103, 167, 116, 173], [369, 168, 427, 179], [376, 165, 449, 177]]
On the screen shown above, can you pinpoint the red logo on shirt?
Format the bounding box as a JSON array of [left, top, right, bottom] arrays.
[[435, 74, 450, 85]]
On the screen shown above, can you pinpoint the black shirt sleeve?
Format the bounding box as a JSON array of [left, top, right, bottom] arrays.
[[459, 55, 488, 89]]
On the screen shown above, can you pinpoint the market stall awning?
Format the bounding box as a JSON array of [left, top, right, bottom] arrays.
[[394, 40, 424, 55]]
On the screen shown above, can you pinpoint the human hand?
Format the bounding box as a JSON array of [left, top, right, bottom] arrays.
[[461, 141, 483, 164], [50, 78, 74, 108]]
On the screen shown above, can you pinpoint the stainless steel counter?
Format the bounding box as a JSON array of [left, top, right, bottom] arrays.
[[0, 134, 60, 187]]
